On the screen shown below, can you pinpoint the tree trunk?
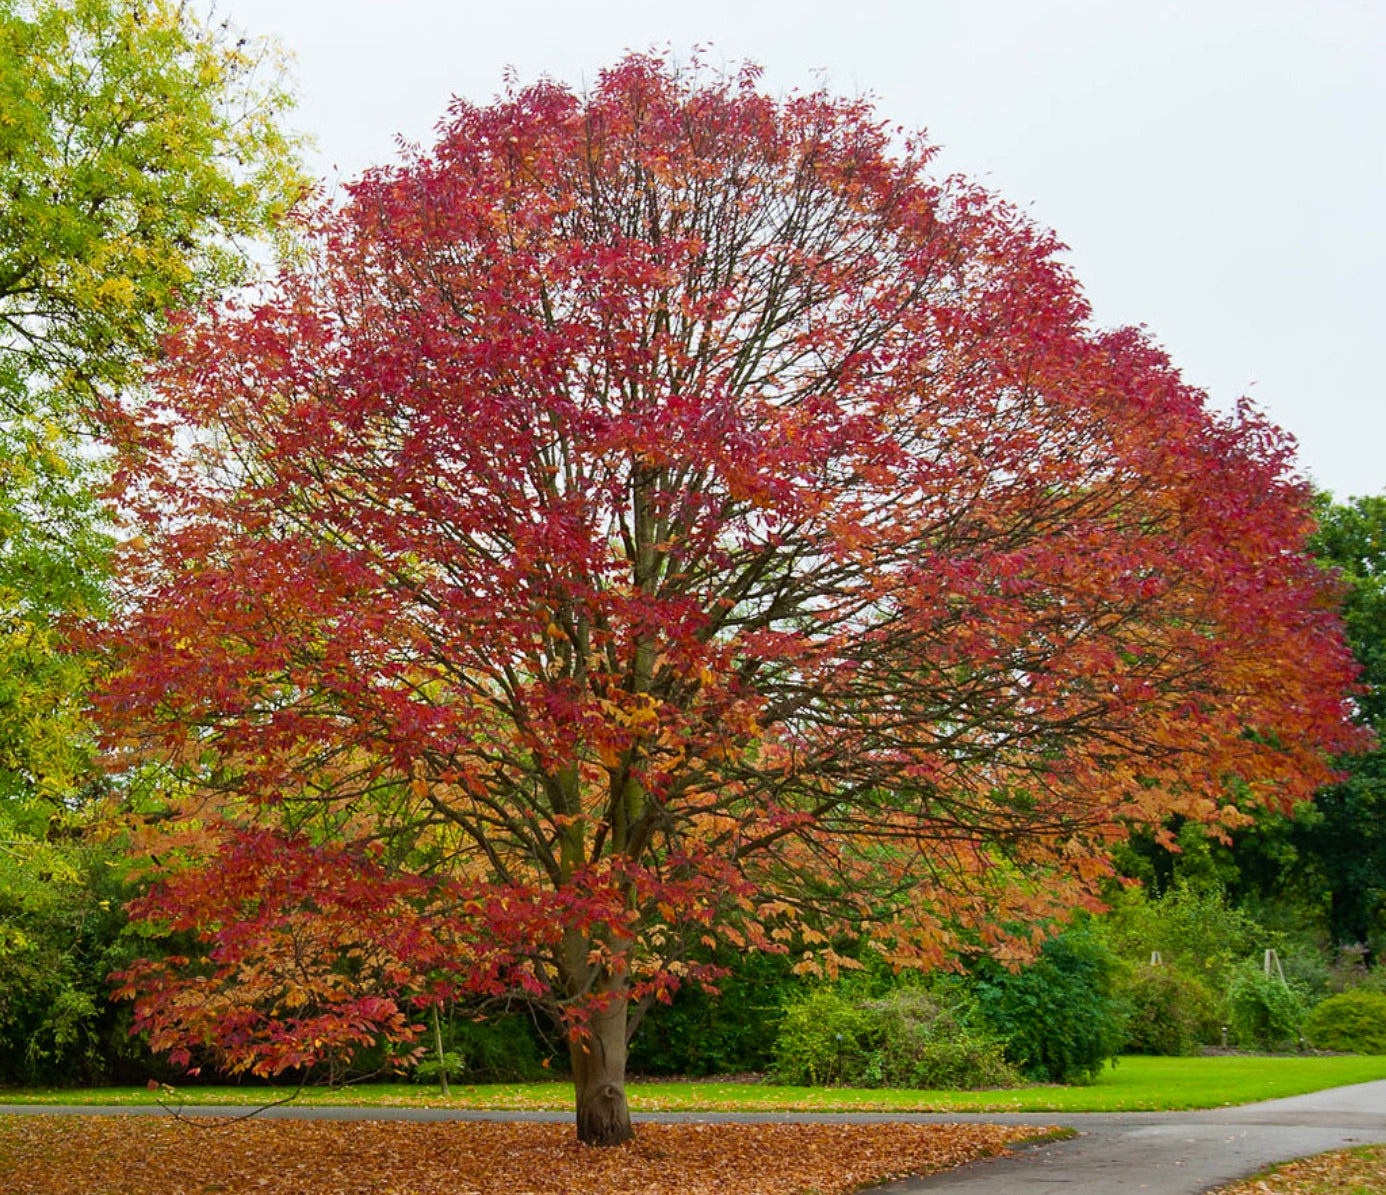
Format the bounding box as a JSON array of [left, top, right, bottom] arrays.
[[431, 1004, 450, 1098], [569, 995, 634, 1146]]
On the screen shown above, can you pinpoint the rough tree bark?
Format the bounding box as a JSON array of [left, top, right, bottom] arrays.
[[568, 992, 634, 1147]]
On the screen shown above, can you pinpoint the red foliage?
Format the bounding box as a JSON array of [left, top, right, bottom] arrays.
[[97, 54, 1363, 1128]]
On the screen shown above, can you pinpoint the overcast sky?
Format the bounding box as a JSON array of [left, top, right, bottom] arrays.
[[219, 0, 1384, 501]]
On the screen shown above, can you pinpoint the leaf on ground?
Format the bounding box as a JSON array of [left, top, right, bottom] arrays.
[[0, 1116, 1045, 1195], [1209, 1145, 1386, 1195]]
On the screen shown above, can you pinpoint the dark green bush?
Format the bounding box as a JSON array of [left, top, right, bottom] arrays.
[[1118, 963, 1220, 1055], [0, 847, 165, 1086], [1223, 965, 1308, 1050], [976, 927, 1128, 1084], [1302, 990, 1386, 1054], [410, 1012, 549, 1084], [628, 950, 796, 1076]]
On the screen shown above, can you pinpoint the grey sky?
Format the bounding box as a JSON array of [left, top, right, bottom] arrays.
[[221, 0, 1384, 501]]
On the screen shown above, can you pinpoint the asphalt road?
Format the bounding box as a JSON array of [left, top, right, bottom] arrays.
[[3, 1079, 1384, 1194]]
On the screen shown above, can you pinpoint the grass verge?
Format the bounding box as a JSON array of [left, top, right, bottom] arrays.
[[3, 1054, 1386, 1113]]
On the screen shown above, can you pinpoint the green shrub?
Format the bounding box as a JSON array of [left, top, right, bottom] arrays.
[[1303, 990, 1386, 1054], [768, 987, 878, 1086], [883, 1035, 1019, 1089], [976, 926, 1128, 1084], [1275, 940, 1333, 1002], [413, 1051, 467, 1086], [0, 845, 163, 1086], [1223, 965, 1308, 1050], [768, 983, 1020, 1089], [1325, 945, 1386, 995], [1118, 964, 1220, 1055], [862, 988, 1021, 1089]]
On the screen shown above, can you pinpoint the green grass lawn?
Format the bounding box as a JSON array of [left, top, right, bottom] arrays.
[[4, 1055, 1386, 1114]]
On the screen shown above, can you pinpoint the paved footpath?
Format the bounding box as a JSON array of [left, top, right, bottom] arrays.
[[3, 1080, 1384, 1194], [867, 1080, 1386, 1194]]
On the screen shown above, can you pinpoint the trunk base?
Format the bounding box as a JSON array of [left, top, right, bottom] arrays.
[[576, 1080, 634, 1147]]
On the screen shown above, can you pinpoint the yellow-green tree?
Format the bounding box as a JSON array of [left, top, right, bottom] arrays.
[[0, 0, 301, 1074], [1, 0, 302, 796], [1, 0, 302, 405]]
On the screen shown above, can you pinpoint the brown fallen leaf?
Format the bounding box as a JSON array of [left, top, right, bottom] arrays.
[[0, 1116, 1050, 1195], [1206, 1144, 1386, 1195]]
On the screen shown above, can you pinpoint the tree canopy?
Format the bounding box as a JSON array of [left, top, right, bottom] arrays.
[[0, 0, 301, 407], [98, 56, 1363, 1145], [1313, 495, 1386, 726], [1222, 494, 1386, 950], [1306, 496, 1386, 948], [0, 0, 300, 807]]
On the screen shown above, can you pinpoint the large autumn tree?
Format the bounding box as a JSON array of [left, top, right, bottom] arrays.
[[100, 57, 1361, 1145]]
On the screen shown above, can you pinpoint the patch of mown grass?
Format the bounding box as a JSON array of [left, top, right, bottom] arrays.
[[3, 1054, 1385, 1114]]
